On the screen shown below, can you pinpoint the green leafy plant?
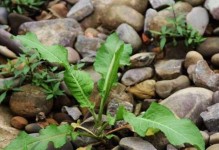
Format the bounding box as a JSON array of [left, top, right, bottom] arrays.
[[0, 47, 64, 102], [150, 8, 206, 50], [0, 0, 46, 14], [5, 33, 205, 150]]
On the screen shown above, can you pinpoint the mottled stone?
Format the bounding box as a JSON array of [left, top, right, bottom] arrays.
[[144, 8, 158, 32], [201, 103, 219, 132], [186, 7, 209, 35], [130, 52, 155, 67], [122, 67, 153, 86], [19, 18, 82, 47], [155, 59, 184, 80], [149, 0, 175, 9], [116, 23, 142, 52], [67, 0, 94, 21], [188, 60, 219, 91], [10, 84, 53, 118], [155, 75, 190, 98], [128, 80, 156, 99], [120, 137, 156, 150], [62, 106, 82, 120], [161, 87, 213, 123], [197, 37, 219, 57]]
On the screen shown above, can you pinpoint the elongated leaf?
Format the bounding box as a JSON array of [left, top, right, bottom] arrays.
[[123, 103, 205, 150], [5, 125, 73, 150], [64, 68, 94, 109], [94, 33, 132, 100], [14, 32, 68, 66]]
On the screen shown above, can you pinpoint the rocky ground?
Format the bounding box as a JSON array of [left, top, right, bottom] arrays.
[[1, 0, 219, 150]]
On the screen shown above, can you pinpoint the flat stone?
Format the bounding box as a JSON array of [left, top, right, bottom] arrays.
[[186, 7, 209, 35], [0, 7, 8, 25], [19, 18, 82, 47], [155, 59, 184, 80], [116, 23, 142, 52], [204, 0, 219, 20], [67, 0, 94, 21], [161, 87, 213, 124], [197, 37, 219, 58], [149, 0, 175, 9], [121, 67, 153, 86], [187, 60, 219, 91], [128, 80, 156, 99], [155, 75, 190, 98], [130, 52, 156, 67], [201, 103, 219, 132], [120, 137, 157, 150]]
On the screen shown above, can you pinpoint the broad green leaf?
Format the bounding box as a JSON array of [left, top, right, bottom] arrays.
[[107, 106, 126, 125], [5, 125, 73, 150], [14, 32, 68, 66], [94, 33, 132, 101], [64, 68, 94, 109], [123, 103, 205, 150], [160, 36, 166, 49], [0, 91, 7, 103]]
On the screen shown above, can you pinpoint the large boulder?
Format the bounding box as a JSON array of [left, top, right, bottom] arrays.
[[160, 87, 213, 124]]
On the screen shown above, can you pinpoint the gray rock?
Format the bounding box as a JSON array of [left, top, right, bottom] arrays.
[[183, 0, 205, 6], [207, 144, 219, 150], [204, 0, 219, 20], [120, 137, 157, 150], [209, 132, 219, 145], [75, 35, 103, 58], [0, 7, 8, 25], [186, 7, 209, 35], [102, 5, 144, 31], [121, 67, 153, 86], [62, 106, 82, 120], [66, 47, 80, 64], [130, 52, 155, 67], [0, 105, 19, 149], [116, 23, 142, 52], [213, 91, 219, 104], [201, 103, 219, 132], [155, 75, 190, 98], [19, 18, 82, 47], [187, 60, 219, 91], [184, 51, 203, 69], [67, 0, 94, 21], [0, 29, 22, 54], [161, 87, 213, 123], [144, 8, 158, 32], [155, 59, 184, 80], [211, 53, 219, 67], [9, 84, 53, 118], [8, 13, 33, 34], [149, 0, 175, 9], [166, 144, 178, 150], [197, 37, 219, 57]]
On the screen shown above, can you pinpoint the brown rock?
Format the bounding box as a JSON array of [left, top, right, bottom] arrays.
[[197, 37, 219, 57], [48, 2, 68, 18], [66, 47, 80, 64], [53, 112, 73, 123], [207, 144, 219, 150], [10, 116, 28, 130], [127, 80, 156, 99], [184, 51, 204, 68], [211, 53, 219, 67], [10, 84, 53, 118]]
